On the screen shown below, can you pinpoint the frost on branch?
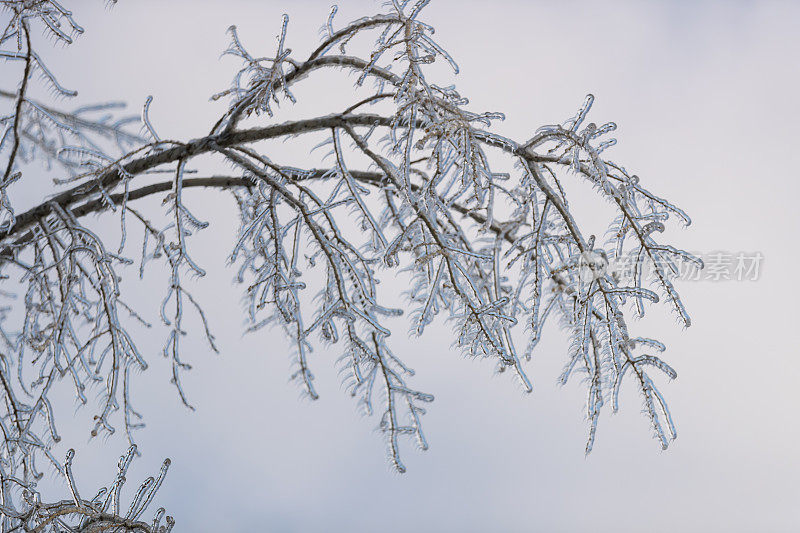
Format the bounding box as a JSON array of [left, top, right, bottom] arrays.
[[0, 0, 703, 496], [0, 446, 172, 532], [1, 1, 143, 229]]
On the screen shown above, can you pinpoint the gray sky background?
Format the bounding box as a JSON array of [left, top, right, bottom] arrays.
[[8, 1, 800, 531]]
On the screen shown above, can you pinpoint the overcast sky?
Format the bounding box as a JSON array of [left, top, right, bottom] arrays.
[[12, 1, 800, 531]]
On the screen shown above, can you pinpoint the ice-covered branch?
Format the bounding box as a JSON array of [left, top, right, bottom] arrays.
[[0, 0, 702, 491], [0, 446, 172, 532]]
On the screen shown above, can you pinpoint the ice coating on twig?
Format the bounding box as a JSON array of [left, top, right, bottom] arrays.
[[0, 0, 701, 489]]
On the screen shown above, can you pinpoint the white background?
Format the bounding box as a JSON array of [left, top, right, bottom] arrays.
[[7, 1, 800, 531]]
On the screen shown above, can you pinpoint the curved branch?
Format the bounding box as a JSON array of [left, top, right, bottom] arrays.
[[2, 20, 32, 185], [211, 54, 401, 134], [308, 14, 400, 61], [0, 113, 404, 254]]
